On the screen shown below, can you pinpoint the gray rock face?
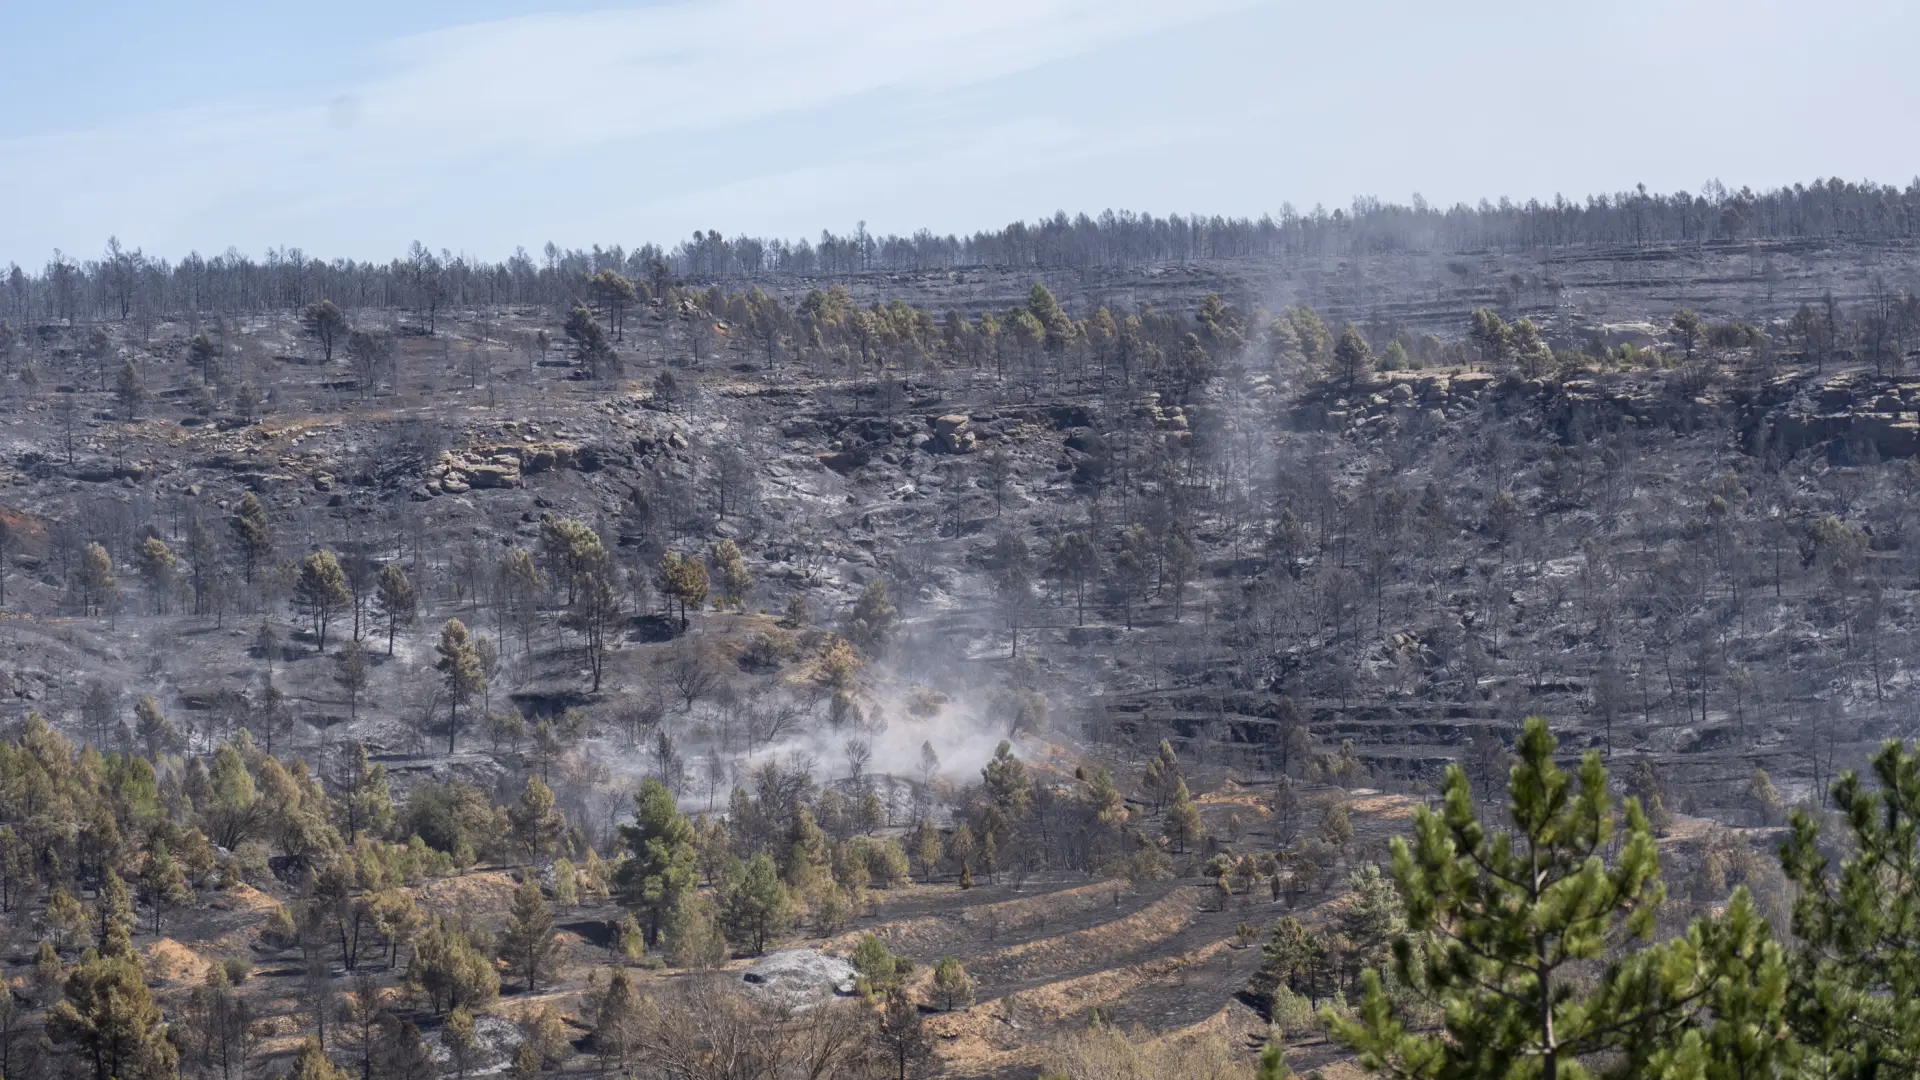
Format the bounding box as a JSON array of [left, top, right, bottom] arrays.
[[934, 414, 976, 453], [738, 948, 857, 1009]]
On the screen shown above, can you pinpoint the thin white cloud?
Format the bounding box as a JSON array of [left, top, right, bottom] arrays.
[[9, 0, 1914, 266], [0, 0, 1250, 262], [361, 0, 1243, 154], [612, 105, 1255, 245]]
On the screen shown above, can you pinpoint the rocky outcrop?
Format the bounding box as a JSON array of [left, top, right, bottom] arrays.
[[1295, 368, 1484, 437], [934, 414, 976, 454], [418, 441, 589, 496], [1751, 370, 1920, 461], [1303, 365, 1920, 463], [739, 949, 857, 1007], [817, 447, 871, 474], [66, 457, 147, 483]]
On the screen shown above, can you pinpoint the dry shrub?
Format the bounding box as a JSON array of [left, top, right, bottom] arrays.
[[631, 976, 878, 1080], [1047, 1023, 1253, 1080]]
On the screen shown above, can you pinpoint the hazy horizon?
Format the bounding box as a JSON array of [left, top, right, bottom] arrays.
[[5, 0, 1919, 265]]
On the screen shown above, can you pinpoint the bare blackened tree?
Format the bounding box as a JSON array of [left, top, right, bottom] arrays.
[[346, 329, 392, 397]]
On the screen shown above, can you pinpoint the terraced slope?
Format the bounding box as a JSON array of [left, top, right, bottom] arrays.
[[826, 799, 1435, 1077]]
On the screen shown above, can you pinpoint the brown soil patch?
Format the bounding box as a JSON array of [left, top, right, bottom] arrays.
[[1197, 780, 1267, 808], [213, 883, 280, 912], [925, 1003, 1042, 1075], [863, 881, 954, 906], [1156, 1004, 1234, 1045], [1658, 812, 1721, 844], [926, 937, 1236, 1075], [256, 1033, 310, 1061], [968, 890, 1196, 983], [415, 870, 519, 916], [258, 417, 344, 440], [1199, 793, 1272, 816], [144, 939, 212, 984], [182, 924, 264, 962], [1012, 938, 1233, 1022], [1346, 792, 1421, 820], [501, 987, 591, 1025], [1012, 735, 1083, 781], [825, 881, 1120, 957], [0, 508, 46, 550], [1153, 1000, 1268, 1054]]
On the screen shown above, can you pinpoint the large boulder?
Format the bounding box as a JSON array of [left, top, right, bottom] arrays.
[[1451, 372, 1496, 396], [818, 448, 871, 474], [739, 949, 857, 1009], [934, 414, 975, 454], [467, 464, 520, 489]]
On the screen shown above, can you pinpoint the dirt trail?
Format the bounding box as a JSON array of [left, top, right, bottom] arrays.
[[964, 888, 1197, 986], [927, 935, 1247, 1078], [823, 879, 1140, 958], [868, 793, 1424, 1077], [917, 880, 1306, 1077]]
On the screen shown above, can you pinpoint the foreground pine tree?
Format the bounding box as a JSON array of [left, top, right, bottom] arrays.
[[1780, 739, 1920, 1079], [1328, 716, 1794, 1080]]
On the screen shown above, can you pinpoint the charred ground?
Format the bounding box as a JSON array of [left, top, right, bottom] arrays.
[[2, 230, 1920, 1079]]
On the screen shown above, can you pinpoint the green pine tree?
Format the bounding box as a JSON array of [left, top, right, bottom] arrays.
[[781, 803, 831, 892], [719, 852, 792, 957], [617, 913, 646, 961], [1256, 1034, 1292, 1080], [288, 1038, 351, 1080], [337, 742, 393, 845], [850, 934, 913, 996], [406, 916, 497, 1015], [507, 776, 566, 860], [593, 969, 644, 1071], [1336, 863, 1404, 991], [1249, 916, 1327, 1007], [1779, 738, 1920, 1078], [982, 740, 1032, 820], [1163, 777, 1203, 854], [95, 869, 135, 947], [1656, 893, 1798, 1080], [48, 941, 180, 1080], [498, 874, 559, 992], [662, 890, 726, 969], [35, 938, 65, 993], [442, 1006, 479, 1080], [45, 887, 90, 952], [1328, 715, 1794, 1080], [139, 839, 193, 934], [932, 956, 973, 1011], [875, 987, 932, 1080], [614, 778, 698, 945]]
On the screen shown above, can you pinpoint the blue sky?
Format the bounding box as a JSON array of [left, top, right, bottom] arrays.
[[3, 0, 1917, 265]]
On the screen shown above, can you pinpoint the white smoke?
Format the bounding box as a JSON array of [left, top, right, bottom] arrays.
[[741, 684, 1015, 791]]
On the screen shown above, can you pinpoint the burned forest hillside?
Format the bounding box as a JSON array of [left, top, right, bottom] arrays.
[[4, 199, 1920, 1080]]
